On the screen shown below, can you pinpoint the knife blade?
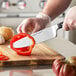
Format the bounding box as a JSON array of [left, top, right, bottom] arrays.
[[13, 22, 63, 48]]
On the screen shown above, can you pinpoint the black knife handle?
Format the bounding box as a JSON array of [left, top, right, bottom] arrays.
[[58, 22, 63, 29]]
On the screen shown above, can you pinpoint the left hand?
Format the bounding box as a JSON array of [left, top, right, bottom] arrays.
[[17, 13, 51, 34], [63, 6, 76, 31]]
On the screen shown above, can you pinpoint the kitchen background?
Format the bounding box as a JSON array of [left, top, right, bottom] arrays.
[[0, 0, 76, 44]]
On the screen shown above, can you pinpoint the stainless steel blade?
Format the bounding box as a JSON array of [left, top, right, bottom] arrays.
[[13, 24, 58, 48]]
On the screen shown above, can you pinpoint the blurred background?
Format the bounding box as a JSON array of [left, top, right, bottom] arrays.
[[0, 0, 76, 44]]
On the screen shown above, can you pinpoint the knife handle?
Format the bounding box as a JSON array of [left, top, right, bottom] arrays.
[[58, 22, 63, 29]]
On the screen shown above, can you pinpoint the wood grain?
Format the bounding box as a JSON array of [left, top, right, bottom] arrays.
[[0, 42, 64, 67]]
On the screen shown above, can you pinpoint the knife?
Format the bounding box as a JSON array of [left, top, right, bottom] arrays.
[[13, 22, 63, 48], [13, 22, 76, 58]]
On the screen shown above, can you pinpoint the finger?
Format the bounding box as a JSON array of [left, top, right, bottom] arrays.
[[21, 19, 32, 33], [17, 24, 23, 33], [73, 21, 76, 29], [68, 24, 75, 30], [67, 19, 75, 30], [63, 21, 69, 31], [32, 24, 40, 33], [17, 19, 29, 33], [69, 23, 76, 30], [68, 25, 75, 30], [21, 23, 27, 33]]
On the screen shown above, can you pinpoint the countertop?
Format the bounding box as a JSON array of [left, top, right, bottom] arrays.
[[0, 38, 76, 76]]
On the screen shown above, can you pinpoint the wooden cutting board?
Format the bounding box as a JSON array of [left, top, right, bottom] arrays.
[[0, 42, 64, 67]]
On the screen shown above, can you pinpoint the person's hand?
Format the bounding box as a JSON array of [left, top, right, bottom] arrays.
[[63, 6, 76, 31], [17, 13, 51, 34]]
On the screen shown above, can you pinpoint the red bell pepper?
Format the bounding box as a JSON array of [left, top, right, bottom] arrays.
[[10, 33, 35, 56], [0, 52, 9, 61]]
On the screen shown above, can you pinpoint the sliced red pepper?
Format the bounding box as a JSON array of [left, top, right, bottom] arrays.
[[10, 33, 35, 56], [0, 52, 9, 61], [0, 55, 9, 61], [0, 56, 9, 61]]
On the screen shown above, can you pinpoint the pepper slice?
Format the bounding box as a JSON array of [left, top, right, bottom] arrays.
[[10, 33, 35, 56], [0, 52, 9, 61]]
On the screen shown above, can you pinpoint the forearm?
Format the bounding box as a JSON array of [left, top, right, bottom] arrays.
[[42, 0, 72, 20]]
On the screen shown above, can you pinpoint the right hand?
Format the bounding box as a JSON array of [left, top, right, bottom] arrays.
[[17, 13, 51, 34], [63, 6, 76, 31]]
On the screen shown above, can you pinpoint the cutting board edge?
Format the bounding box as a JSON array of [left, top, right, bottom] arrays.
[[0, 57, 65, 67]]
